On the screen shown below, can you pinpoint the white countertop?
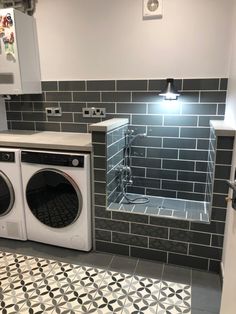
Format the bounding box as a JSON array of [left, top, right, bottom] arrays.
[[0, 131, 92, 152], [89, 118, 129, 132], [210, 120, 235, 136]]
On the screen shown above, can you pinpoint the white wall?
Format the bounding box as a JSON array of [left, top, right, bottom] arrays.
[[34, 0, 233, 81]]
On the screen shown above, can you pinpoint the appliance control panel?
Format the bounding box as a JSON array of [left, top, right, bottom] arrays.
[[21, 151, 84, 168], [0, 152, 15, 163]]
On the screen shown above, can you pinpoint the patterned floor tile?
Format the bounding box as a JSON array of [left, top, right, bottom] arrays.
[[159, 281, 191, 308], [156, 302, 191, 314], [0, 291, 26, 313], [122, 295, 158, 314], [129, 275, 161, 301], [99, 270, 133, 294]]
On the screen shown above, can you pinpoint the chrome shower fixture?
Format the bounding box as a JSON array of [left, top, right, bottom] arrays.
[[159, 78, 180, 100]]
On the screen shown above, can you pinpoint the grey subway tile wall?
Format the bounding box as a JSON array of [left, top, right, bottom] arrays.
[[5, 78, 232, 272]]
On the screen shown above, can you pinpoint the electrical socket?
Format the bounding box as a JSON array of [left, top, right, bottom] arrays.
[[46, 107, 62, 117], [82, 107, 106, 118]]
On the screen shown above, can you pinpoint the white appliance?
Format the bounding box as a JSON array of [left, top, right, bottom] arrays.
[[0, 8, 41, 94], [21, 150, 92, 251], [0, 148, 27, 240]]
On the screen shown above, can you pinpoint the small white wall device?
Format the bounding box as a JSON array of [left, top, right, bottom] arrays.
[[143, 0, 163, 19]]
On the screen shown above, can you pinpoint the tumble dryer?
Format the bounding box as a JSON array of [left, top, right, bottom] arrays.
[[0, 148, 27, 240], [21, 150, 92, 251]]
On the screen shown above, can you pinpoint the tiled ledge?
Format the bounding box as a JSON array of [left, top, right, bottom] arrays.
[[210, 120, 235, 136], [89, 118, 129, 132]]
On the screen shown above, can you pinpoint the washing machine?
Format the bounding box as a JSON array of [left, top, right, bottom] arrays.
[[0, 148, 27, 240], [21, 150, 92, 251]]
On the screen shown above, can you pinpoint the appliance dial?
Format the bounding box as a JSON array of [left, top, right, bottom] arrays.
[[72, 158, 79, 167], [2, 153, 11, 161]]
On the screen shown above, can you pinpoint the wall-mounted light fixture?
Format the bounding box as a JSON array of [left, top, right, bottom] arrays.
[[159, 78, 180, 100]]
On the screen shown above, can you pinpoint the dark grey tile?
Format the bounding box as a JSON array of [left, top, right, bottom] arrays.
[[61, 123, 87, 133], [21, 94, 45, 102], [73, 92, 100, 102], [130, 246, 167, 263], [163, 138, 196, 149], [212, 194, 227, 208], [60, 102, 84, 112], [178, 171, 206, 183], [33, 102, 58, 112], [198, 115, 224, 127], [170, 229, 210, 245], [131, 167, 146, 177], [96, 241, 129, 255], [162, 264, 191, 284], [190, 221, 225, 235], [147, 148, 178, 159], [102, 92, 130, 102], [148, 126, 179, 137], [94, 182, 106, 194], [95, 206, 111, 218], [148, 103, 181, 114], [95, 229, 111, 241], [112, 211, 148, 224], [217, 104, 226, 115], [197, 139, 210, 150], [162, 180, 193, 192], [163, 160, 195, 171], [164, 115, 198, 126], [92, 132, 106, 143], [131, 147, 146, 157], [46, 92, 72, 102], [48, 113, 73, 122], [216, 150, 232, 165], [117, 80, 147, 91], [147, 188, 177, 198], [217, 136, 234, 149], [149, 79, 182, 91], [132, 157, 161, 168], [42, 81, 58, 91], [180, 127, 210, 139], [191, 309, 218, 314], [35, 122, 60, 131], [209, 260, 221, 273], [179, 150, 208, 161], [178, 191, 205, 202], [182, 103, 217, 115], [87, 80, 115, 91], [214, 165, 231, 179], [117, 103, 146, 114], [135, 259, 163, 279], [150, 216, 189, 229], [183, 79, 219, 90], [211, 234, 224, 248], [211, 207, 226, 222], [179, 92, 199, 102], [6, 112, 22, 120], [220, 78, 228, 90], [95, 194, 106, 206], [93, 143, 106, 156], [94, 169, 106, 182], [191, 270, 221, 312], [108, 255, 138, 273], [132, 92, 162, 102], [93, 156, 106, 169], [146, 168, 177, 180], [213, 180, 228, 194], [74, 113, 101, 124], [200, 91, 226, 102], [168, 253, 208, 270], [132, 136, 162, 147], [95, 218, 129, 233], [196, 162, 208, 172], [131, 223, 168, 239], [112, 232, 148, 248], [22, 112, 46, 121], [149, 238, 188, 254], [10, 102, 33, 111], [133, 177, 160, 189], [132, 114, 162, 125], [59, 81, 85, 91], [11, 121, 35, 130]]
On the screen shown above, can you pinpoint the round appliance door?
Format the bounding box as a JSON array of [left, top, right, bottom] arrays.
[[25, 169, 83, 228], [0, 171, 15, 217]]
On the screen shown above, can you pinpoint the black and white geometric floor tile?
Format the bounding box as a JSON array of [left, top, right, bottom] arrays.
[[0, 251, 191, 313]]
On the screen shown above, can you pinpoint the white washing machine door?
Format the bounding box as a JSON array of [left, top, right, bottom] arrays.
[[25, 169, 83, 228], [0, 171, 15, 217]]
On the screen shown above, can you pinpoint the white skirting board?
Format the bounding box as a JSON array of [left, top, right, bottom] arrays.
[[0, 97, 8, 131]]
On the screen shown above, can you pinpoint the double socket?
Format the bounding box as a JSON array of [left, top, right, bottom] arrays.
[[83, 107, 106, 118], [45, 107, 62, 117]]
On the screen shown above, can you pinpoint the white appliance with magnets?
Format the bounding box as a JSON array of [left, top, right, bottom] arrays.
[[0, 148, 27, 240], [21, 150, 92, 251], [0, 8, 41, 94]]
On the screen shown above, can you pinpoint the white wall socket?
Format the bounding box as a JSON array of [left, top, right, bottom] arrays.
[[82, 107, 106, 118], [46, 107, 62, 116]]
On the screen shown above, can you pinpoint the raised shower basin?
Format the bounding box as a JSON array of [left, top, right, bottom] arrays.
[[108, 193, 210, 223]]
